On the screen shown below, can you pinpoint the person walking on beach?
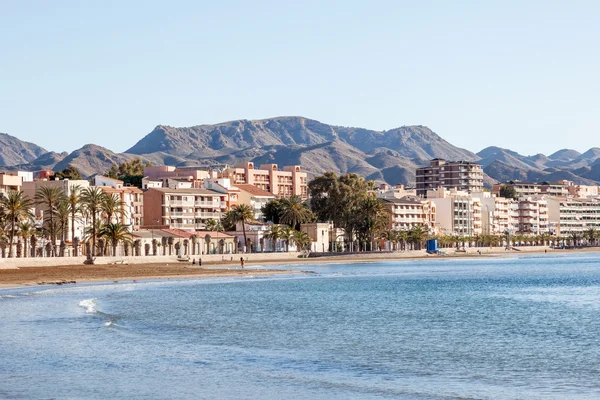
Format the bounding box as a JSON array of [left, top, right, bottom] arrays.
[[199, 258, 202, 266], [240, 257, 245, 269]]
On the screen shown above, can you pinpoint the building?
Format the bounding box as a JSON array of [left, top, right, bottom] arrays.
[[375, 184, 417, 200], [492, 181, 569, 198], [22, 178, 90, 242], [142, 188, 225, 232], [143, 166, 217, 189], [427, 188, 482, 236], [0, 172, 23, 197], [300, 222, 330, 253], [236, 184, 276, 222], [547, 197, 600, 235], [202, 178, 240, 211], [383, 196, 436, 232], [517, 197, 549, 235], [416, 159, 483, 198], [219, 162, 308, 199]]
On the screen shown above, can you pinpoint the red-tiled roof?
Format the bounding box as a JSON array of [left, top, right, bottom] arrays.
[[235, 184, 276, 197]]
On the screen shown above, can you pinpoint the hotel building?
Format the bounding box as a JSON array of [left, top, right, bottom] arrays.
[[416, 159, 483, 198]]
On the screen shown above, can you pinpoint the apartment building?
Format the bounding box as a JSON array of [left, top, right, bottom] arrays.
[[22, 178, 90, 242], [427, 188, 482, 236], [375, 184, 417, 200], [492, 181, 569, 198], [416, 159, 483, 198], [383, 196, 436, 232], [143, 166, 218, 189], [0, 173, 23, 197], [546, 197, 600, 235], [219, 162, 308, 199], [143, 188, 225, 232], [517, 197, 549, 235], [202, 178, 240, 211], [236, 184, 276, 222]]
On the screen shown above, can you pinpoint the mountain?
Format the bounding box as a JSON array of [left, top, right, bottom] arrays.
[[0, 132, 47, 167], [2, 117, 599, 188], [548, 149, 581, 162]]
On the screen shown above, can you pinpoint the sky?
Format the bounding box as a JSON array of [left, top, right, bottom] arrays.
[[1, 0, 599, 156]]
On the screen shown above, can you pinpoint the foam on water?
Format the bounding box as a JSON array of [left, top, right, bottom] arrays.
[[79, 298, 98, 313]]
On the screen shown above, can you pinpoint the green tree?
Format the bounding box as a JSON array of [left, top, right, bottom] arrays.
[[261, 198, 287, 224], [80, 187, 106, 256], [226, 204, 255, 252], [279, 196, 315, 229], [35, 186, 66, 257], [280, 226, 295, 252], [98, 222, 132, 257], [18, 221, 35, 258], [499, 185, 518, 200], [51, 165, 82, 180], [104, 158, 151, 188], [1, 191, 34, 258], [292, 230, 311, 251], [100, 193, 125, 224], [67, 184, 82, 242], [264, 224, 283, 252]]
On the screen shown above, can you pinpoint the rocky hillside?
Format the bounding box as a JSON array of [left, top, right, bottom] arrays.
[[2, 117, 599, 187], [0, 132, 47, 166]]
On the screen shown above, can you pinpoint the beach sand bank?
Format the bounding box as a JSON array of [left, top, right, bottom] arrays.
[[1, 246, 598, 288]]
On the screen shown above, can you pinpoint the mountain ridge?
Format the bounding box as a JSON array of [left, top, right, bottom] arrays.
[[1, 117, 598, 187]]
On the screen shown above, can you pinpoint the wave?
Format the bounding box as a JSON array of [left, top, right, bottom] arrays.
[[79, 298, 98, 314]]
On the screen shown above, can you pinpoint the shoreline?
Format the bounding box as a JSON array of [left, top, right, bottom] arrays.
[[1, 246, 599, 289]]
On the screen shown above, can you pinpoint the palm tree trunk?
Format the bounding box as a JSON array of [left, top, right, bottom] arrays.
[[242, 219, 248, 253], [8, 219, 15, 258]]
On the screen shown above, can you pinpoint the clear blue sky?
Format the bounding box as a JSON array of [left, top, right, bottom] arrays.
[[1, 0, 598, 156]]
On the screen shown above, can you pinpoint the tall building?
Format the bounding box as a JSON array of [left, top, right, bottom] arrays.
[[383, 196, 436, 232], [219, 162, 308, 199], [427, 188, 482, 236], [143, 188, 225, 232], [416, 159, 483, 198], [546, 197, 600, 235]]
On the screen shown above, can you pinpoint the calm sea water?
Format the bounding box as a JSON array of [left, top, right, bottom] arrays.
[[2, 254, 600, 399]]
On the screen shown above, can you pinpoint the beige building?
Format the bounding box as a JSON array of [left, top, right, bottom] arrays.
[[383, 196, 436, 232], [143, 188, 225, 232], [143, 166, 218, 189], [517, 197, 549, 235], [236, 184, 276, 222], [427, 188, 482, 236], [22, 178, 90, 242], [301, 222, 330, 253], [492, 181, 569, 198], [547, 197, 600, 235], [220, 162, 308, 199], [0, 172, 23, 197], [416, 159, 483, 198], [376, 184, 417, 200]]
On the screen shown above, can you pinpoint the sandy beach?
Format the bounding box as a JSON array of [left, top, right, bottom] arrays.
[[1, 246, 598, 288]]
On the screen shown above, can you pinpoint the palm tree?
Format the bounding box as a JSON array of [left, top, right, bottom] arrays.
[[100, 193, 125, 224], [280, 196, 314, 229], [161, 236, 167, 255], [585, 227, 597, 246], [54, 198, 70, 255], [35, 186, 65, 256], [264, 224, 283, 252], [98, 222, 132, 257], [67, 184, 82, 243], [2, 190, 34, 258], [190, 234, 197, 255], [280, 226, 295, 252], [408, 225, 428, 251], [292, 230, 311, 251], [227, 204, 255, 253], [18, 221, 35, 259], [167, 236, 174, 255], [80, 187, 106, 256]]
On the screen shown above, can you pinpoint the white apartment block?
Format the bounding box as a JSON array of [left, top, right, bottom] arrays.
[[517, 197, 549, 235], [383, 196, 436, 232], [143, 188, 226, 231], [427, 188, 482, 236], [547, 197, 600, 235]]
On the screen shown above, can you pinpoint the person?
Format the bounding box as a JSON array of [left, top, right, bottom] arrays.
[[192, 258, 196, 265], [199, 258, 202, 266], [240, 257, 245, 269]]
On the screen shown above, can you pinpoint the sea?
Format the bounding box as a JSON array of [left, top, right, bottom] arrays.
[[1, 254, 600, 400]]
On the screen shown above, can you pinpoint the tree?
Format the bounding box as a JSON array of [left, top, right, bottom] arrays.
[[226, 204, 255, 253], [279, 196, 315, 229], [98, 222, 132, 257], [292, 230, 311, 251], [408, 225, 428, 250], [50, 165, 82, 181], [80, 187, 106, 256], [67, 184, 82, 244], [54, 198, 70, 256], [261, 199, 287, 224], [104, 158, 151, 188], [264, 224, 284, 252], [19, 221, 35, 258], [100, 193, 125, 224], [499, 185, 518, 200], [35, 186, 66, 257], [1, 191, 34, 258], [585, 227, 597, 246], [280, 226, 295, 252]]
